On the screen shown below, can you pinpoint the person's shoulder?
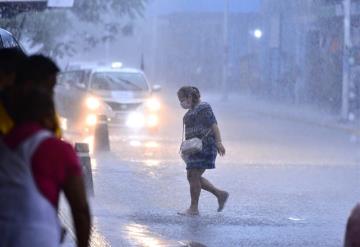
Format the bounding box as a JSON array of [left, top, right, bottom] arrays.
[[200, 101, 211, 107], [36, 137, 80, 168], [33, 135, 82, 175], [40, 137, 76, 154], [198, 102, 212, 111]]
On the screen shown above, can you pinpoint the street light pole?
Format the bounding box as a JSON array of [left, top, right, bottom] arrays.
[[222, 0, 229, 100], [342, 0, 351, 120]]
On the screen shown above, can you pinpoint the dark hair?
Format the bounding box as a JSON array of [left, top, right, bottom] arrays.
[[15, 54, 60, 89], [0, 48, 27, 75], [177, 86, 201, 105], [6, 87, 55, 125]]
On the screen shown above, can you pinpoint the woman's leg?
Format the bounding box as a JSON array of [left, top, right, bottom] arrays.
[[200, 175, 229, 212], [179, 168, 229, 215], [200, 176, 221, 197], [183, 168, 205, 215]]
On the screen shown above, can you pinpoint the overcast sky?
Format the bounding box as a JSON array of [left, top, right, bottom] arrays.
[[146, 0, 263, 16]]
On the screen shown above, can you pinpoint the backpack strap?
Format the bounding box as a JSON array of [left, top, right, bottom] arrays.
[[15, 130, 53, 166]]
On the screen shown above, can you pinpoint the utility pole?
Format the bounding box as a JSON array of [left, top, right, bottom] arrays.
[[151, 6, 159, 81], [222, 0, 229, 100], [342, 0, 351, 120]]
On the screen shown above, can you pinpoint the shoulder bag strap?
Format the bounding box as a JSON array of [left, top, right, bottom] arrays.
[[182, 120, 185, 142], [201, 128, 212, 140]]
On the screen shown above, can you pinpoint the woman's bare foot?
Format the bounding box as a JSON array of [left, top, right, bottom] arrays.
[[217, 191, 229, 212], [177, 208, 200, 216]]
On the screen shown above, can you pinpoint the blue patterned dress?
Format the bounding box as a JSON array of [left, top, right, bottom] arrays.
[[183, 102, 217, 170]]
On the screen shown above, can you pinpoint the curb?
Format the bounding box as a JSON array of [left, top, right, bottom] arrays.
[[215, 96, 360, 137], [252, 108, 360, 136]]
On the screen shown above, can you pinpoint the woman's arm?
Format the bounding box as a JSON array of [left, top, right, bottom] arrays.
[[211, 123, 225, 156], [63, 175, 91, 247]]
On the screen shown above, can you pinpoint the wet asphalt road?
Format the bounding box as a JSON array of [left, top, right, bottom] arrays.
[[66, 93, 360, 246]]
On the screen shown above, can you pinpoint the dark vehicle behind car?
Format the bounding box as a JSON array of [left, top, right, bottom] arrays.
[[0, 28, 21, 49]]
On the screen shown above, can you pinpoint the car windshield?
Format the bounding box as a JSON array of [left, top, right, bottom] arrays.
[[90, 72, 148, 91]]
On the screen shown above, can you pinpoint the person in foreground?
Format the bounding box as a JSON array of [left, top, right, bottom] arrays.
[[1, 88, 91, 246], [344, 203, 360, 247], [0, 48, 27, 135], [177, 86, 229, 216]]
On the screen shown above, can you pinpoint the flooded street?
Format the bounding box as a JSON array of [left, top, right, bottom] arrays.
[[63, 92, 360, 246]]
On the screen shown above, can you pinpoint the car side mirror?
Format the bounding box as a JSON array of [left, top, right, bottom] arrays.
[[152, 84, 161, 92]]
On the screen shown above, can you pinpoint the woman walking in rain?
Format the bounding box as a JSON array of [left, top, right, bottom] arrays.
[[178, 86, 229, 216]]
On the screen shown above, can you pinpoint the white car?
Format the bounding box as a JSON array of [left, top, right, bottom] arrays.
[[55, 63, 162, 133]]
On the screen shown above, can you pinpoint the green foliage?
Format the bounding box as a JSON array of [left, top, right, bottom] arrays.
[[73, 0, 146, 22], [1, 0, 147, 58]]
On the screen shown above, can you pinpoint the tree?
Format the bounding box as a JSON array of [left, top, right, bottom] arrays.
[[0, 0, 147, 59]]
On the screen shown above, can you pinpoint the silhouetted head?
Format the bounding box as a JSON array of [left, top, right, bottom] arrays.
[[7, 87, 56, 132], [0, 48, 27, 90], [15, 54, 60, 93]]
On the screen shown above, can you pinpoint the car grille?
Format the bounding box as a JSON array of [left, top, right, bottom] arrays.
[[105, 101, 141, 111]]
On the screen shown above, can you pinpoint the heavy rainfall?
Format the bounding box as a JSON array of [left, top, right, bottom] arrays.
[[0, 0, 360, 246]]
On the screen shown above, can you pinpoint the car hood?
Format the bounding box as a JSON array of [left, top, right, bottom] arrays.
[[91, 90, 151, 104]]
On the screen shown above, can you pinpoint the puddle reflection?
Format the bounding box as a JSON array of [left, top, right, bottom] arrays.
[[128, 140, 160, 149], [145, 141, 159, 148], [144, 159, 161, 167], [124, 223, 168, 247], [130, 140, 142, 147], [90, 227, 112, 247]]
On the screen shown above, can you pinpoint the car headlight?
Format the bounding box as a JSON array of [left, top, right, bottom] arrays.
[[85, 114, 97, 126], [146, 114, 159, 128], [126, 112, 145, 129], [145, 97, 161, 112], [86, 96, 100, 110]]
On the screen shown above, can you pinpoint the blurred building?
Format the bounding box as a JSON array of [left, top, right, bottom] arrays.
[[145, 0, 263, 91], [261, 0, 360, 114], [152, 12, 262, 90], [0, 1, 47, 18]]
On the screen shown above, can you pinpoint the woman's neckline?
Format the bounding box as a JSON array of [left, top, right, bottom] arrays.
[[190, 101, 202, 110]]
